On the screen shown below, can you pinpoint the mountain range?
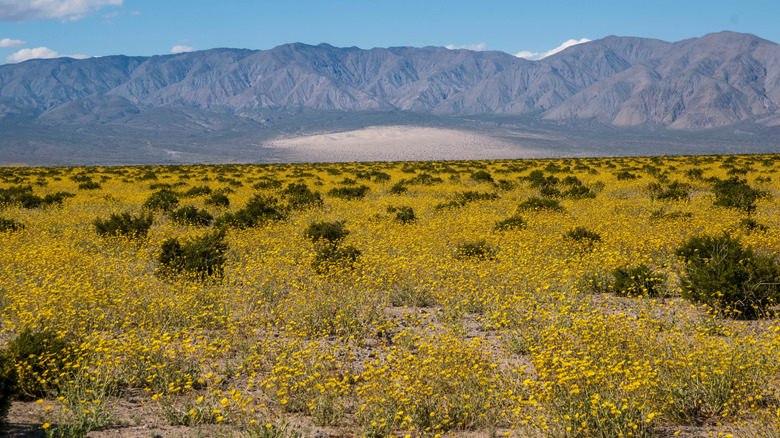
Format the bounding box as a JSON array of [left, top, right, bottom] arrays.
[[1, 31, 779, 165]]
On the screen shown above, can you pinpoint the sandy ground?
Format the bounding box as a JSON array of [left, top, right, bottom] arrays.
[[266, 126, 553, 162]]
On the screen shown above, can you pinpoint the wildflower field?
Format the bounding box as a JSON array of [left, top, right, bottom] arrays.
[[1, 154, 780, 438]]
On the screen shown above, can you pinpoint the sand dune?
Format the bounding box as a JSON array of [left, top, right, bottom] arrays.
[[267, 126, 553, 162]]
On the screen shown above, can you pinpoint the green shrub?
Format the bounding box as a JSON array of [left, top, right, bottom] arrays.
[[304, 221, 349, 245], [495, 179, 516, 191], [214, 195, 287, 229], [142, 189, 179, 212], [328, 185, 370, 200], [78, 180, 102, 190], [470, 170, 494, 183], [181, 185, 213, 197], [0, 185, 33, 204], [11, 191, 74, 209], [564, 226, 601, 244], [0, 217, 24, 232], [157, 229, 228, 281], [739, 218, 769, 232], [712, 176, 768, 213], [434, 191, 499, 210], [6, 328, 71, 400], [407, 173, 443, 185], [204, 192, 230, 207], [647, 180, 690, 201], [675, 233, 780, 318], [539, 185, 561, 198], [282, 182, 323, 209], [312, 245, 361, 274], [169, 206, 214, 227], [388, 182, 407, 194], [387, 206, 416, 224], [93, 212, 154, 239], [494, 215, 526, 231], [523, 170, 559, 188], [0, 352, 17, 434], [561, 185, 596, 199], [517, 196, 564, 212], [455, 240, 497, 261], [615, 170, 638, 180], [612, 264, 667, 297]]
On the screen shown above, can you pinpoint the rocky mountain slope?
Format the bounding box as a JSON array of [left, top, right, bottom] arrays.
[[2, 31, 779, 129]]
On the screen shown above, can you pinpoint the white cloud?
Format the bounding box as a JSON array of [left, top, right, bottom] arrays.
[[0, 38, 26, 47], [0, 0, 123, 22], [5, 46, 88, 63], [514, 38, 591, 60], [130, 10, 139, 15], [445, 43, 487, 51], [170, 45, 197, 54]]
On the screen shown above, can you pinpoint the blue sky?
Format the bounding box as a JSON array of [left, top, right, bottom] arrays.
[[1, 0, 779, 63]]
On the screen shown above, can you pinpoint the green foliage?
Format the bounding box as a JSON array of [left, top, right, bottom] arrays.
[[6, 328, 72, 400], [523, 170, 559, 188], [181, 185, 212, 197], [675, 233, 780, 318], [93, 212, 154, 239], [712, 176, 768, 213], [0, 216, 24, 232], [612, 264, 667, 297], [434, 191, 499, 210], [6, 190, 74, 209], [142, 189, 179, 212], [649, 209, 692, 222], [387, 206, 416, 224], [389, 182, 408, 194], [312, 245, 362, 274], [157, 229, 228, 281], [615, 170, 638, 180], [470, 170, 494, 183], [204, 191, 230, 207], [407, 173, 443, 185], [739, 217, 768, 232], [169, 206, 214, 226], [564, 226, 601, 244], [304, 221, 349, 245], [494, 215, 526, 231], [78, 180, 102, 190], [517, 196, 564, 212], [0, 352, 17, 434], [215, 195, 288, 229], [282, 182, 323, 209], [455, 240, 497, 261], [561, 185, 595, 199], [328, 185, 370, 200], [647, 180, 691, 201]]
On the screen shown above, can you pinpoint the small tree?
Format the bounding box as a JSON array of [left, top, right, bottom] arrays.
[[675, 233, 780, 318]]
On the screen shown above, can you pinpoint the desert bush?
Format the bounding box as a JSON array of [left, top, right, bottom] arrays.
[[6, 328, 72, 399], [685, 168, 704, 180], [0, 185, 33, 204], [434, 191, 499, 210], [11, 191, 74, 209], [564, 226, 601, 244], [181, 185, 212, 197], [304, 221, 349, 245], [561, 185, 595, 199], [0, 352, 16, 434], [455, 240, 497, 261], [169, 206, 213, 226], [615, 170, 638, 180], [312, 245, 361, 274], [712, 176, 768, 213], [517, 196, 564, 212], [739, 217, 769, 232], [494, 215, 526, 231], [388, 182, 407, 194], [407, 173, 443, 185], [214, 195, 287, 229], [204, 191, 230, 207], [495, 179, 516, 191], [470, 170, 494, 183], [539, 185, 561, 198], [647, 180, 690, 201], [675, 233, 780, 318], [328, 185, 370, 200], [387, 206, 416, 224], [93, 212, 154, 239], [142, 189, 179, 212], [523, 170, 559, 188], [157, 229, 228, 281], [612, 264, 667, 297], [0, 217, 24, 232], [282, 182, 323, 209], [78, 180, 102, 190]]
